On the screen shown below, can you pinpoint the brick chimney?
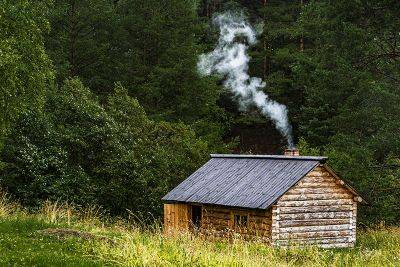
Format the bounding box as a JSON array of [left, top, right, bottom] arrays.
[[284, 148, 299, 156]]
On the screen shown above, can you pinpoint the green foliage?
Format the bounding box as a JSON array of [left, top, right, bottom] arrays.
[[2, 0, 400, 225], [255, 0, 304, 123], [297, 1, 400, 146], [116, 0, 225, 124], [101, 82, 210, 215], [45, 0, 230, 151], [0, 0, 54, 140], [324, 135, 400, 225], [295, 0, 400, 224], [45, 0, 117, 95], [297, 138, 321, 156], [0, 78, 209, 217], [46, 0, 226, 125]]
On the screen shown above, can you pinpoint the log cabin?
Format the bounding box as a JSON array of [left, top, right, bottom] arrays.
[[162, 149, 366, 248]]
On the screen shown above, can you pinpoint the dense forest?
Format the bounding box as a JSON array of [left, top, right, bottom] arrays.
[[0, 0, 399, 225]]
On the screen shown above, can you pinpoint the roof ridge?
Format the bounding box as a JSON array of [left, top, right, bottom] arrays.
[[210, 154, 327, 162]]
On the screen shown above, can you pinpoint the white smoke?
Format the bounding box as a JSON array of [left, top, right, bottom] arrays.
[[198, 12, 294, 148]]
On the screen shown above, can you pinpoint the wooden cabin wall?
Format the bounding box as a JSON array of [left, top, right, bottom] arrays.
[[202, 205, 272, 240], [271, 165, 358, 248], [164, 203, 190, 235]]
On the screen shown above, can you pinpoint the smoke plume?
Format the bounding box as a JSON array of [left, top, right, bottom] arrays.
[[198, 12, 294, 148]]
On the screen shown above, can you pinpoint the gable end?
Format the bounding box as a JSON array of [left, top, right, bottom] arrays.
[[276, 164, 366, 204]]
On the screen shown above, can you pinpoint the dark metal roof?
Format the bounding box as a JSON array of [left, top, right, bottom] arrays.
[[162, 154, 324, 209]]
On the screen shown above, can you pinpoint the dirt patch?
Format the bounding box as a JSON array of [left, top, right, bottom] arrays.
[[38, 228, 115, 244]]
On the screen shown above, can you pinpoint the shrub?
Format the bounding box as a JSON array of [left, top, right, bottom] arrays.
[[0, 79, 209, 218]]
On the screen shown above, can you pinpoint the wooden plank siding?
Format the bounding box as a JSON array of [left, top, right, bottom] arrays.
[[271, 165, 358, 248], [163, 203, 190, 235]]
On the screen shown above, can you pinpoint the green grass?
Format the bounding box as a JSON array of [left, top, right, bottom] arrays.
[[0, 216, 104, 266], [0, 194, 399, 266]]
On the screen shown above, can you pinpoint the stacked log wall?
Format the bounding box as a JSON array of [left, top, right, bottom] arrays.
[[201, 205, 272, 240], [271, 165, 358, 248]]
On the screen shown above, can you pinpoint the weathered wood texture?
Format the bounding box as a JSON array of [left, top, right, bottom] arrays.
[[164, 203, 190, 235], [163, 164, 360, 248], [201, 205, 272, 240], [272, 165, 357, 248]]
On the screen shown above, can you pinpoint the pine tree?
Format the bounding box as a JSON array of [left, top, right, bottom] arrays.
[[45, 0, 117, 95], [297, 0, 400, 224]]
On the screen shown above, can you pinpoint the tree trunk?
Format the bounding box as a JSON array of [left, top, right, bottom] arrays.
[[300, 0, 304, 52], [69, 0, 78, 77], [263, 0, 269, 79]]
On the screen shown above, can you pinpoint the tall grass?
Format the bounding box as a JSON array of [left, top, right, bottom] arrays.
[[89, 227, 400, 266], [0, 190, 21, 216], [37, 200, 106, 227], [0, 192, 399, 266]]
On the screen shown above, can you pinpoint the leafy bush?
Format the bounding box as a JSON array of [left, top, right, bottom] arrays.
[[0, 0, 54, 139], [0, 79, 209, 217]]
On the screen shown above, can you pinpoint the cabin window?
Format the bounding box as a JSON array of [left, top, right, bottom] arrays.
[[234, 214, 248, 228], [191, 205, 202, 229]]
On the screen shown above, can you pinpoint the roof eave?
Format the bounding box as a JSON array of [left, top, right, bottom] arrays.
[[162, 199, 271, 210], [323, 164, 368, 205]]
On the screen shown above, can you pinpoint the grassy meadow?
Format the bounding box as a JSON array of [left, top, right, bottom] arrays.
[[0, 192, 399, 267]]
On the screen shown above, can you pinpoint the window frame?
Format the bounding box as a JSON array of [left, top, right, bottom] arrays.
[[231, 210, 249, 229]]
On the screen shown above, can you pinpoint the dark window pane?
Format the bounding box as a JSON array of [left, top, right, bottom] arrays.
[[234, 214, 248, 227]]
